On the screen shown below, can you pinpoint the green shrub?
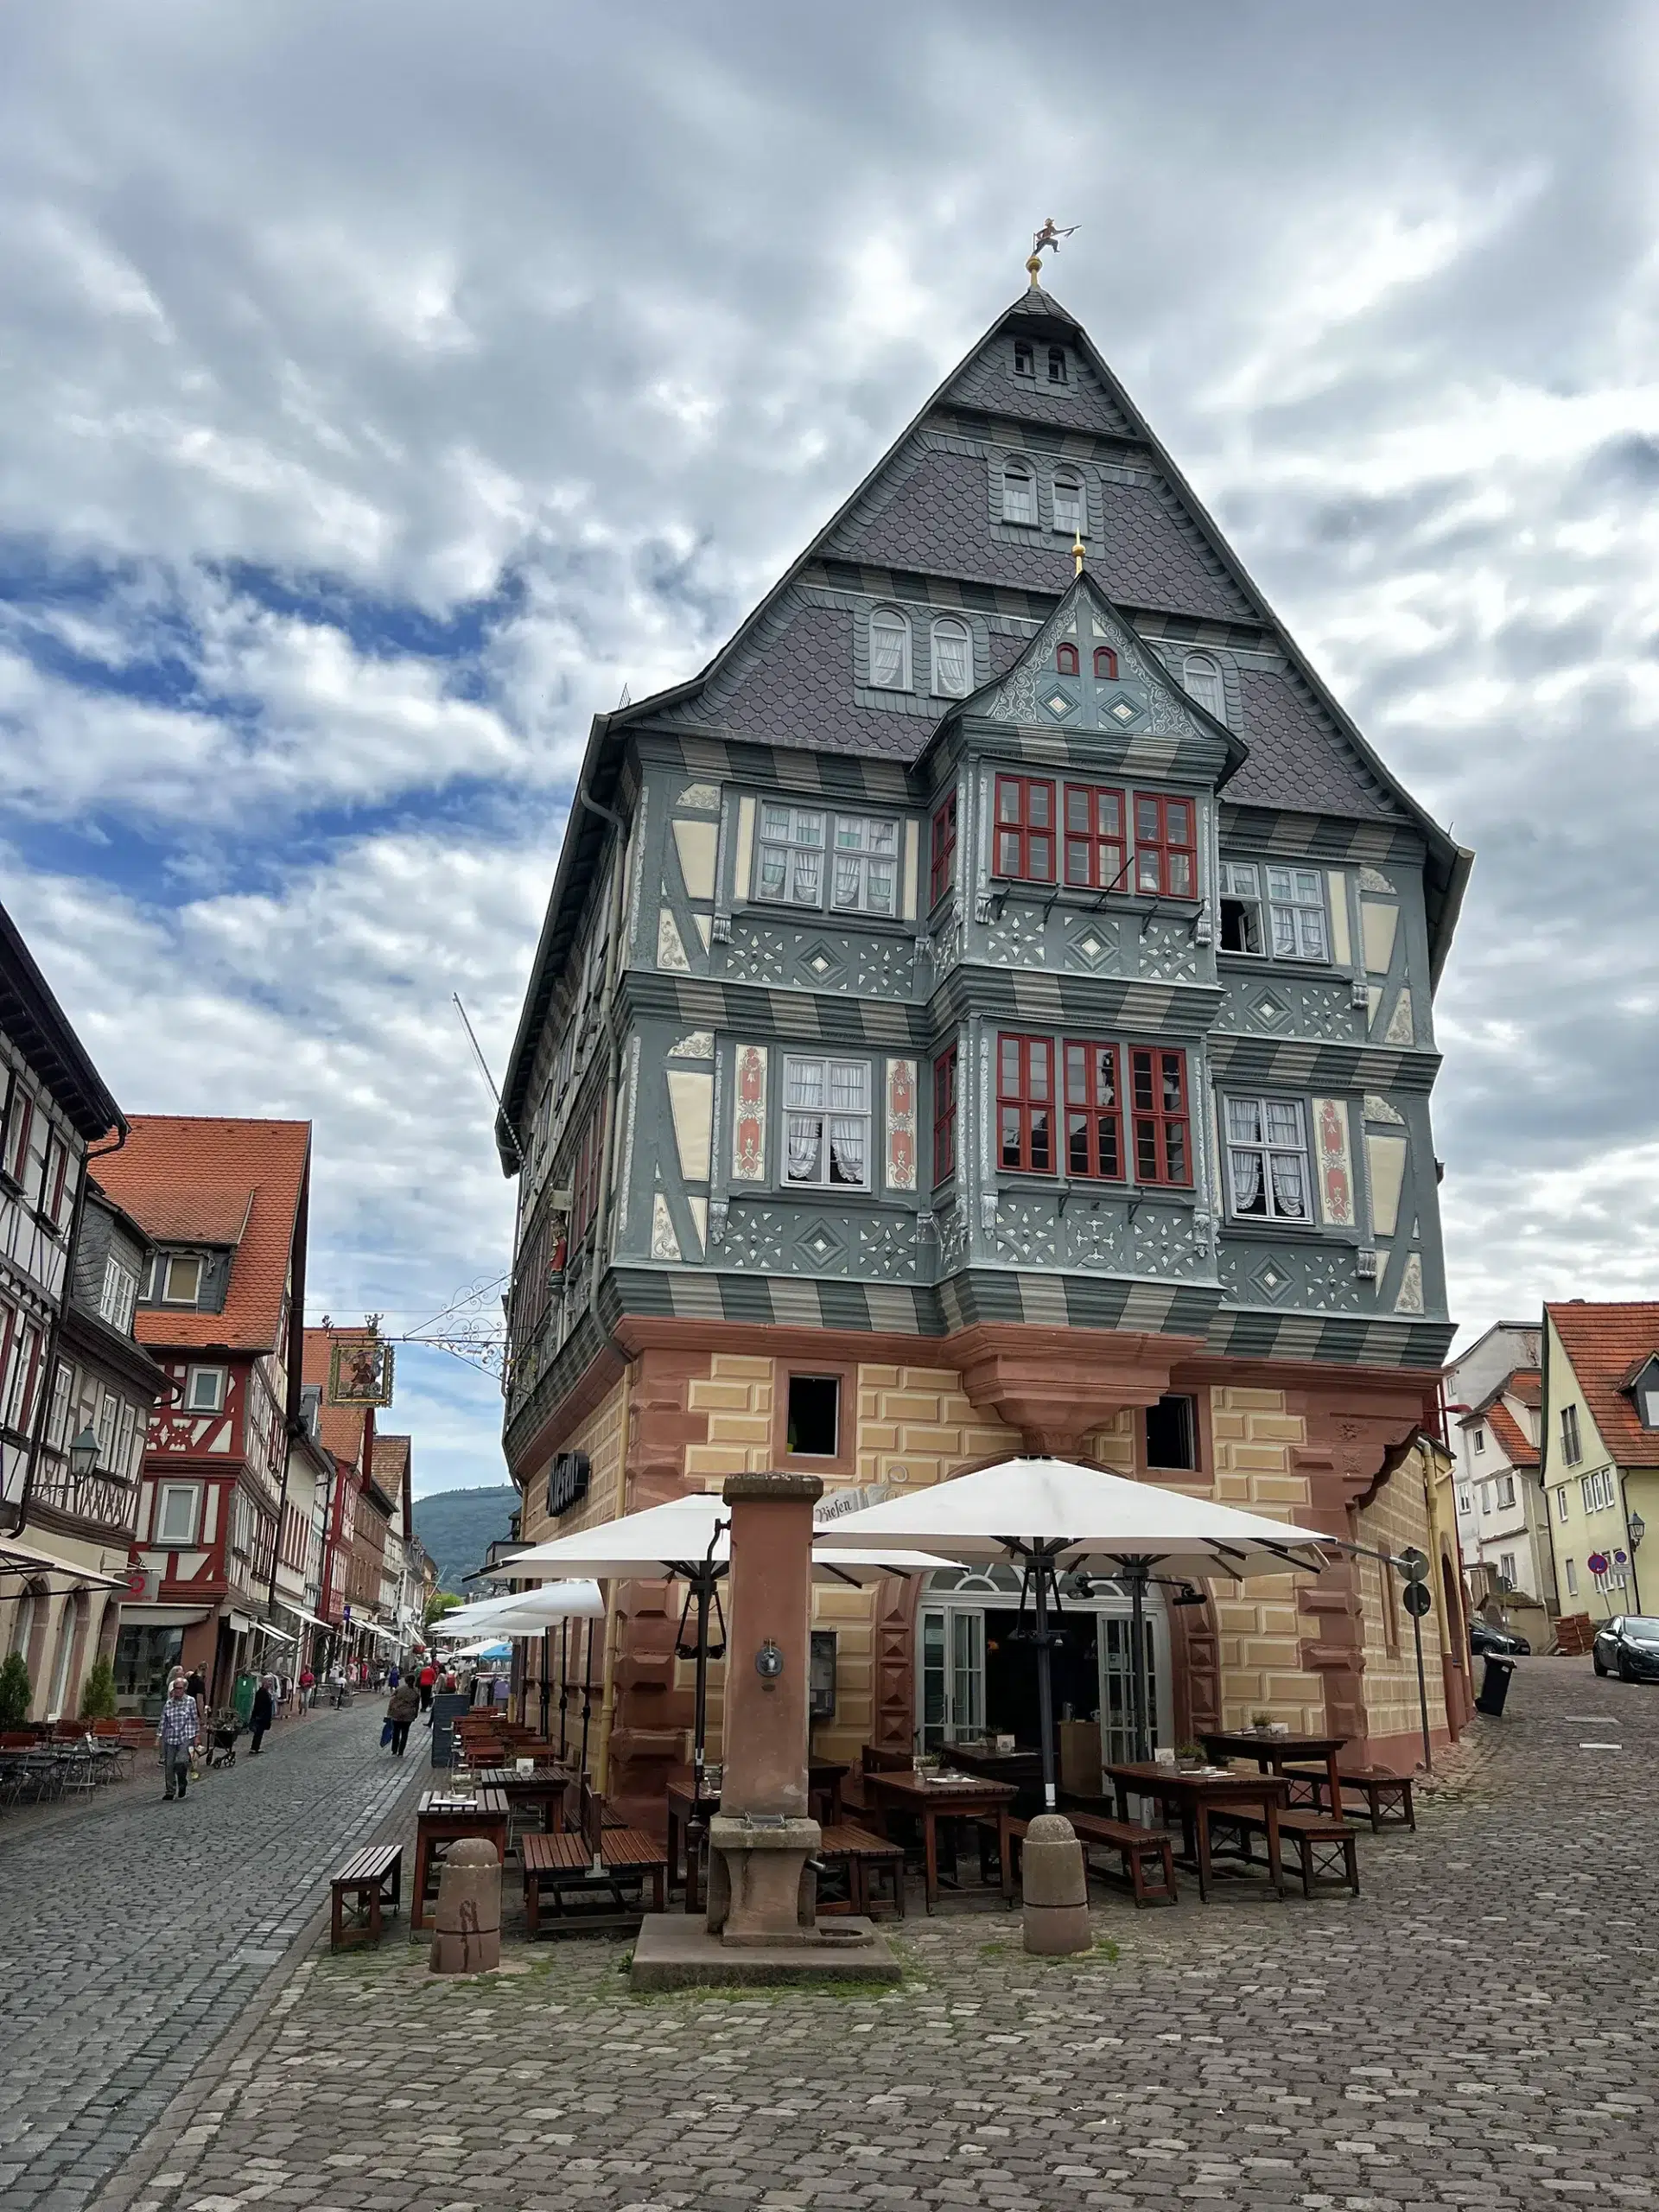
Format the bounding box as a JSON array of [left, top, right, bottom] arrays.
[[0, 1650, 31, 1730], [79, 1654, 118, 1721]]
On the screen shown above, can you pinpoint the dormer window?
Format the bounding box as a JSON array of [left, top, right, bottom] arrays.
[[156, 1253, 202, 1306], [1001, 458, 1037, 525], [1052, 471, 1084, 537], [1627, 1355, 1659, 1427], [1182, 652, 1226, 721], [868, 607, 912, 690], [1056, 643, 1079, 676], [1047, 347, 1068, 385], [1014, 340, 1035, 378], [1094, 647, 1117, 679], [931, 617, 972, 698]]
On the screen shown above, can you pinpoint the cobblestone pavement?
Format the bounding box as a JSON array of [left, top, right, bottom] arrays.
[[0, 1701, 424, 2212], [90, 1661, 1659, 2211]]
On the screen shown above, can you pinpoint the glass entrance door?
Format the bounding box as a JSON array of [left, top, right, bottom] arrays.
[[919, 1605, 986, 1747], [1100, 1611, 1165, 1766]]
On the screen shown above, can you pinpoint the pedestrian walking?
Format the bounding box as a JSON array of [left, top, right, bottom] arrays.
[[156, 1676, 201, 1801], [417, 1657, 436, 1713], [385, 1677, 420, 1758], [249, 1672, 278, 1754]]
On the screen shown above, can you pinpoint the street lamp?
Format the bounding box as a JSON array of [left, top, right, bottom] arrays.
[[1630, 1512, 1645, 1548], [68, 1425, 99, 1477]]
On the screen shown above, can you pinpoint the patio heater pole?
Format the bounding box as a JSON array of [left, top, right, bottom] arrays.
[[1128, 1560, 1150, 1766], [1027, 1541, 1060, 1814], [576, 1616, 594, 1783], [540, 1625, 551, 1737], [556, 1618, 569, 1759]]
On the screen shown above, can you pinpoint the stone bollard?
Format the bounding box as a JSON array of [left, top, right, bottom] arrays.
[[429, 1837, 501, 1975], [1020, 1813, 1091, 1955]]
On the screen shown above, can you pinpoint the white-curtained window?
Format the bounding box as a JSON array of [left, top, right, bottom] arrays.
[[1052, 472, 1084, 537], [931, 618, 972, 697], [1182, 652, 1226, 721], [784, 1058, 871, 1190], [756, 804, 826, 905], [1224, 1096, 1312, 1222], [1218, 861, 1329, 961], [830, 817, 899, 916], [869, 607, 912, 690], [1001, 459, 1037, 525]]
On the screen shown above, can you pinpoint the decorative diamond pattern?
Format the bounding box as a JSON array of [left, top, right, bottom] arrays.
[[1252, 994, 1288, 1027], [1105, 693, 1139, 724], [1044, 690, 1075, 719], [1249, 1256, 1289, 1300]]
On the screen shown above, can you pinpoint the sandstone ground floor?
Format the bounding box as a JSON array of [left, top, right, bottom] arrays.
[[90, 1657, 1659, 2212]]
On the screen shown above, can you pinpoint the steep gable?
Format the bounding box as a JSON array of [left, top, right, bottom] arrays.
[[1549, 1301, 1659, 1466]]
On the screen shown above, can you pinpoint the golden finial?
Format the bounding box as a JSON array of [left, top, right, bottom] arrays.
[[1072, 531, 1086, 576], [1027, 216, 1077, 286]]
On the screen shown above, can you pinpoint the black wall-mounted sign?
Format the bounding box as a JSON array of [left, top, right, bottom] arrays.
[[546, 1451, 590, 1519]]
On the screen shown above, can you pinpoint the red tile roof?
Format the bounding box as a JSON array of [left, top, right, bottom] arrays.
[[1484, 1403, 1539, 1468], [1509, 1370, 1541, 1410], [97, 1116, 309, 1355], [1547, 1301, 1659, 1465]]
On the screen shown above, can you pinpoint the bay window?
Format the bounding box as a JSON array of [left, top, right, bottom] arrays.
[[1064, 1042, 1122, 1179], [930, 789, 957, 908], [1224, 1095, 1312, 1221], [1129, 1048, 1192, 1185], [997, 1034, 1055, 1173], [1063, 784, 1128, 889], [784, 1058, 871, 1189], [932, 1047, 958, 1185], [993, 776, 1056, 883], [1134, 794, 1197, 898]]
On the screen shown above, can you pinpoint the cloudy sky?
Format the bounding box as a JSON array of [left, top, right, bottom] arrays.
[[2, 2, 1654, 1488]]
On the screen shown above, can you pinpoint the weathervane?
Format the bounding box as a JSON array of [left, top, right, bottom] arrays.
[[1027, 216, 1077, 285]]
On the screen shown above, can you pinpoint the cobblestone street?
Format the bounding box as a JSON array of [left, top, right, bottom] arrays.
[[0, 1703, 424, 2212], [52, 1659, 1656, 2212]]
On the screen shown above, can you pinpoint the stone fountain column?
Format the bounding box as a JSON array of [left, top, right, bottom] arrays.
[[705, 1469, 822, 1944]]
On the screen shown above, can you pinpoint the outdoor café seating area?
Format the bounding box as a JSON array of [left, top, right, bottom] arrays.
[[0, 1716, 153, 1811]]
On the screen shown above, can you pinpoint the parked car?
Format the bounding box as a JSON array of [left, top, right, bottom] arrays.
[[1470, 1619, 1530, 1657], [1592, 1616, 1659, 1681]]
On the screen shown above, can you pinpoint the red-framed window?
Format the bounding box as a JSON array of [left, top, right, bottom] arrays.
[[1094, 646, 1118, 679], [997, 1034, 1055, 1173], [1134, 794, 1197, 898], [930, 789, 957, 909], [1056, 643, 1079, 676], [569, 1103, 607, 1245], [932, 1046, 958, 1184], [994, 776, 1056, 883], [1064, 1042, 1123, 1179], [1062, 784, 1128, 890], [1129, 1047, 1192, 1185]]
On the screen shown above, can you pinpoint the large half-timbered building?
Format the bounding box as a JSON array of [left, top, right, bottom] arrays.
[[497, 271, 1473, 1814]]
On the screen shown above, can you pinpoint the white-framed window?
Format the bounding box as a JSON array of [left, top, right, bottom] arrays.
[[1001, 457, 1037, 525], [755, 804, 825, 906], [1052, 471, 1084, 537], [159, 1253, 202, 1306], [99, 1255, 138, 1334], [1479, 1483, 1491, 1515], [1218, 861, 1329, 962], [1458, 1487, 1471, 1516], [1580, 1468, 1616, 1514], [1556, 1485, 1569, 1522], [868, 607, 912, 690], [1013, 338, 1034, 378], [114, 1398, 137, 1479], [830, 817, 899, 917], [1497, 1472, 1516, 1509], [931, 617, 972, 699], [1472, 1427, 1485, 1454], [1498, 1551, 1517, 1586], [95, 1388, 118, 1464], [1565, 1556, 1579, 1597], [1224, 1095, 1312, 1222], [1, 1073, 30, 1186], [155, 1482, 200, 1546], [47, 1359, 72, 1450], [1560, 1404, 1582, 1465], [1046, 346, 1068, 385], [185, 1366, 226, 1414], [783, 1057, 871, 1190], [1183, 652, 1226, 720]]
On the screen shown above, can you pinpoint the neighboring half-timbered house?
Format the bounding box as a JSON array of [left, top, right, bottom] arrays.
[[496, 271, 1472, 1814], [98, 1117, 311, 1708]]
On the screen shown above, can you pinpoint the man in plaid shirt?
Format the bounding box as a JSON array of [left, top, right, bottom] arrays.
[[156, 1675, 201, 1800]]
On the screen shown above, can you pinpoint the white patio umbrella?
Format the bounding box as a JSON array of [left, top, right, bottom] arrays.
[[435, 1581, 606, 1635], [829, 1458, 1330, 1808], [499, 1494, 956, 1792]]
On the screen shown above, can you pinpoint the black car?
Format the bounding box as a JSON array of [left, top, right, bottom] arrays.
[[1592, 1615, 1659, 1680], [1470, 1619, 1530, 1657]]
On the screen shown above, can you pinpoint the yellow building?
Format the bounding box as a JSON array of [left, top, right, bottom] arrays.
[[1542, 1302, 1659, 1630]]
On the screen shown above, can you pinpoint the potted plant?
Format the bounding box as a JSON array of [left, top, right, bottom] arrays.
[[1175, 1740, 1207, 1772], [79, 1656, 118, 1724], [0, 1651, 30, 1731], [1251, 1709, 1275, 1735]]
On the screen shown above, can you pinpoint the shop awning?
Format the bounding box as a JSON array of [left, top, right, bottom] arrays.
[[252, 1620, 297, 1645], [273, 1599, 332, 1631], [0, 1536, 127, 1589], [118, 1605, 210, 1629]]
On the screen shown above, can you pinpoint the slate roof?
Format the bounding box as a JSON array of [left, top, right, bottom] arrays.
[[943, 336, 1136, 437], [829, 448, 1253, 623], [1224, 667, 1399, 821], [98, 1117, 309, 1355], [0, 902, 124, 1142], [1548, 1302, 1659, 1466], [695, 601, 928, 759]]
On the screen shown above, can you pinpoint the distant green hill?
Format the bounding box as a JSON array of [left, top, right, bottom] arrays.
[[413, 1484, 518, 1593]]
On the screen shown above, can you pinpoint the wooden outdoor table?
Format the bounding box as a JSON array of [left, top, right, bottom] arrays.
[[861, 1770, 1016, 1914], [809, 1759, 848, 1826], [412, 1787, 510, 1929], [469, 1765, 572, 1833], [1103, 1762, 1290, 1903], [1198, 1731, 1347, 1813], [664, 1782, 722, 1912]]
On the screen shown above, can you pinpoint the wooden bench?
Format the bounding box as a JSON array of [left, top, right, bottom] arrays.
[[1284, 1764, 1414, 1833], [330, 1843, 404, 1950], [982, 1812, 1177, 1908], [817, 1823, 906, 1920], [521, 1783, 668, 1935], [1207, 1805, 1358, 1898]]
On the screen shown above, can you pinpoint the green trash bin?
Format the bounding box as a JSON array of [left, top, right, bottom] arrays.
[[232, 1671, 257, 1726]]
